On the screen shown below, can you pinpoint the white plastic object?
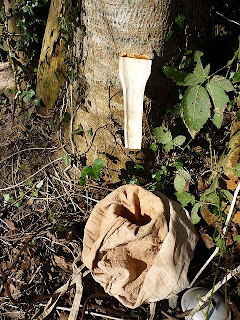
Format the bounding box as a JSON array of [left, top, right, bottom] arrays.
[[119, 56, 152, 149], [181, 287, 231, 320]]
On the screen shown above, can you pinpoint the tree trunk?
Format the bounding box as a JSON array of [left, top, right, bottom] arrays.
[[37, 0, 207, 181], [0, 62, 15, 91], [69, 0, 175, 180]]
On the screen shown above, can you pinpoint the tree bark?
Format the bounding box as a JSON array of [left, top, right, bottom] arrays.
[[0, 62, 15, 91], [36, 0, 208, 181], [69, 0, 175, 180]]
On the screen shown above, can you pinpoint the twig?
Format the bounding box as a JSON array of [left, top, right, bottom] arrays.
[[216, 11, 240, 26], [0, 146, 62, 164], [189, 181, 240, 287], [187, 265, 240, 319], [0, 157, 62, 191]]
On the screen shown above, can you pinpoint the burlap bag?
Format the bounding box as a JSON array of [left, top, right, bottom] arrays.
[[82, 185, 198, 308]]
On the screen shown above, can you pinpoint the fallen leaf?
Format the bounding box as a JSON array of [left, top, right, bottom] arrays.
[[4, 219, 17, 232], [233, 211, 240, 226], [228, 300, 240, 320], [53, 255, 72, 272], [199, 231, 215, 249], [18, 123, 27, 132], [201, 206, 219, 225], [197, 176, 208, 191]]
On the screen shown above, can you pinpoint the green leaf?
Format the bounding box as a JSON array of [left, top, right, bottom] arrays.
[[33, 98, 41, 106], [178, 169, 191, 181], [91, 158, 104, 180], [235, 163, 240, 177], [163, 141, 174, 152], [73, 125, 84, 135], [192, 202, 202, 215], [232, 72, 240, 84], [176, 191, 195, 207], [150, 142, 158, 152], [79, 166, 92, 186], [191, 212, 201, 224], [200, 188, 218, 204], [32, 189, 38, 197], [209, 75, 234, 92], [19, 191, 24, 198], [183, 51, 210, 86], [206, 76, 231, 128], [234, 235, 240, 244], [221, 190, 233, 202], [22, 89, 35, 104], [175, 14, 185, 30], [3, 194, 14, 206], [62, 155, 70, 166], [163, 66, 187, 85], [153, 127, 172, 144], [175, 160, 183, 170], [182, 85, 211, 138], [165, 30, 173, 42], [128, 177, 139, 185], [174, 174, 186, 193], [173, 135, 186, 146], [134, 164, 144, 170]]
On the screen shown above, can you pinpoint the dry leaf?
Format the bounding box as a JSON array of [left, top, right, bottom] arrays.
[[53, 255, 72, 272], [4, 219, 17, 232], [233, 211, 240, 226], [228, 300, 240, 320], [197, 176, 208, 191], [27, 198, 33, 206], [18, 123, 27, 132], [201, 206, 219, 226], [36, 180, 44, 189], [199, 231, 215, 249], [5, 311, 25, 319]]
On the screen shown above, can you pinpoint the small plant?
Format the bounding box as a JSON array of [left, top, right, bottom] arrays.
[[164, 50, 237, 137], [79, 158, 104, 186], [152, 126, 186, 152]]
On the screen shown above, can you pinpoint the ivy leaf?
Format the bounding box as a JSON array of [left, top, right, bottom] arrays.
[[90, 158, 104, 180], [173, 135, 186, 146], [183, 51, 210, 86], [174, 174, 186, 193], [206, 76, 232, 128], [175, 14, 185, 30], [134, 164, 144, 170], [79, 166, 92, 186], [176, 191, 195, 207], [153, 127, 172, 144], [21, 89, 35, 104], [182, 85, 211, 138]]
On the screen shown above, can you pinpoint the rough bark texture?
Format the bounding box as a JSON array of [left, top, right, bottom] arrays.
[[36, 0, 66, 114], [70, 0, 175, 180], [3, 0, 25, 64], [0, 62, 15, 91]]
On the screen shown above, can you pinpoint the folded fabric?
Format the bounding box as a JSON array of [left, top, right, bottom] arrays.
[[82, 185, 198, 308]]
